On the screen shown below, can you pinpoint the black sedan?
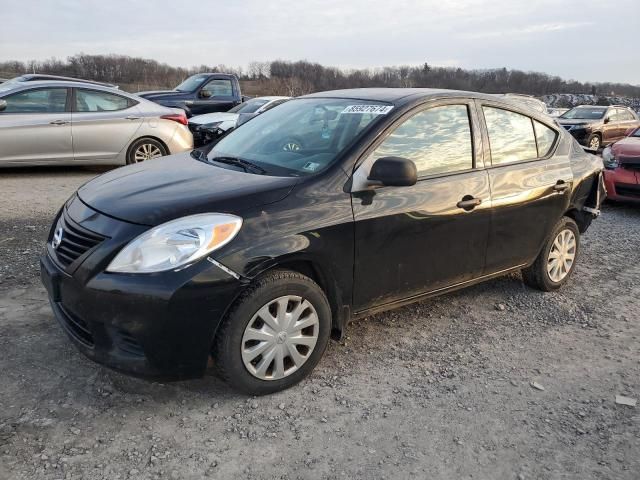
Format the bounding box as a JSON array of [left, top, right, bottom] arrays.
[[41, 88, 604, 395]]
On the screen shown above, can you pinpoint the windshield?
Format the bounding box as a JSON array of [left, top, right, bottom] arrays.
[[175, 74, 208, 92], [229, 99, 270, 114], [561, 107, 606, 120], [206, 98, 392, 177]]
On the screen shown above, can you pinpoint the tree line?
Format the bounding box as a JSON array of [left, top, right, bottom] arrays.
[[1, 53, 638, 101]]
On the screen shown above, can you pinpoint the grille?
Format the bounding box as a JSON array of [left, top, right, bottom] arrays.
[[619, 156, 640, 170], [52, 211, 105, 269], [114, 329, 145, 356], [58, 304, 94, 347], [615, 183, 640, 198]]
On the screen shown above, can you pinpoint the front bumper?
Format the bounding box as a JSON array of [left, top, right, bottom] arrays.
[[564, 127, 590, 145], [603, 168, 640, 203], [40, 197, 244, 380]]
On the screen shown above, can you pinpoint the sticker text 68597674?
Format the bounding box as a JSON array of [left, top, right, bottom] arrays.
[[341, 105, 394, 115]]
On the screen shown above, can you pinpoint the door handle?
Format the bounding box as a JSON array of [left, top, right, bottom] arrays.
[[456, 196, 482, 211], [125, 116, 141, 120], [49, 119, 69, 125], [553, 181, 569, 193]]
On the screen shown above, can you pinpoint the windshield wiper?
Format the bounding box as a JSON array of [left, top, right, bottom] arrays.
[[190, 149, 208, 161], [210, 156, 267, 175]]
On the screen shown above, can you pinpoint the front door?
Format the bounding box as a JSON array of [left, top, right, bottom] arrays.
[[0, 87, 72, 165], [191, 78, 238, 115], [352, 101, 491, 312], [71, 88, 143, 162]]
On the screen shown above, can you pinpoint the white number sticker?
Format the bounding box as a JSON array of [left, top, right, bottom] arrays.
[[341, 105, 394, 115]]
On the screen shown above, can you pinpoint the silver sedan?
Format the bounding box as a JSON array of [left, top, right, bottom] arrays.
[[0, 80, 193, 167]]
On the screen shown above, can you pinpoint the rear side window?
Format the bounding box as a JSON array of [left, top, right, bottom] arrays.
[[2, 88, 68, 113], [483, 107, 537, 164], [372, 104, 473, 177], [534, 121, 558, 157], [202, 79, 233, 97], [75, 89, 134, 112]]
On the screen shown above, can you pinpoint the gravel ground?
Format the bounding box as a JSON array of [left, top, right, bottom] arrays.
[[0, 167, 638, 480]]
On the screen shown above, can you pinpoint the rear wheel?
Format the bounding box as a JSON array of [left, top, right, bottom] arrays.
[[522, 217, 580, 291], [213, 270, 331, 395], [126, 138, 167, 164]]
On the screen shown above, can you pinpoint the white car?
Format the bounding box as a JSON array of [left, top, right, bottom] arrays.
[[189, 96, 290, 146]]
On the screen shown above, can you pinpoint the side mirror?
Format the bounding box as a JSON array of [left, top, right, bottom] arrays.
[[199, 90, 212, 99], [368, 157, 417, 187], [0, 99, 6, 112], [625, 127, 638, 137], [604, 117, 611, 124]]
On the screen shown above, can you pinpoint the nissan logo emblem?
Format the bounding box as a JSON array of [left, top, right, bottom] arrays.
[[52, 227, 64, 249]]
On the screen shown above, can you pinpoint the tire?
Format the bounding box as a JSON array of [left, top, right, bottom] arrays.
[[587, 133, 601, 150], [126, 138, 168, 165], [213, 270, 332, 395], [522, 216, 580, 291]]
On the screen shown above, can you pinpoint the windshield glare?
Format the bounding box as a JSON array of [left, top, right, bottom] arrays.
[[175, 74, 208, 92], [561, 107, 606, 120], [206, 98, 391, 177], [229, 99, 269, 114]]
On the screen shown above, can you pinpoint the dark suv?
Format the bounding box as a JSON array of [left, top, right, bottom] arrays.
[[557, 105, 640, 150], [41, 89, 605, 394]]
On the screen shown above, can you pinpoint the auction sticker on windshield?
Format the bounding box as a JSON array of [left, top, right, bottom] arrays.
[[342, 105, 394, 114]]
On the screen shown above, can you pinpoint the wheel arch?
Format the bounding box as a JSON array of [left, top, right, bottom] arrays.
[[125, 135, 170, 162], [248, 256, 349, 340]]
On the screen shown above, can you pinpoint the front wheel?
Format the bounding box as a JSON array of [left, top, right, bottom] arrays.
[[213, 270, 331, 395], [522, 216, 580, 291], [587, 134, 601, 150]]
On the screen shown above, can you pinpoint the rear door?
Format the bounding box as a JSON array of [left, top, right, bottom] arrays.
[[479, 102, 572, 272], [352, 100, 491, 312], [0, 87, 72, 164], [71, 88, 143, 162]]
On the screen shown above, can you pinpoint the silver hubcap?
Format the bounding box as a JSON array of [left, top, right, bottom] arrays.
[[547, 229, 576, 282], [134, 143, 163, 162], [589, 137, 600, 149], [241, 295, 319, 381]]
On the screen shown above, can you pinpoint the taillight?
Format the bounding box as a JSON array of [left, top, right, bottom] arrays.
[[160, 113, 188, 125]]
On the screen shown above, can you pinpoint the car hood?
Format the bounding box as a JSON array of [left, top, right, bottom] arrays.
[[77, 153, 297, 226], [612, 137, 640, 158], [189, 112, 239, 125], [137, 90, 185, 99]]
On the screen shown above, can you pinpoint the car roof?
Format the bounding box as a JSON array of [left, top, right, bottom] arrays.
[[301, 88, 509, 105], [16, 74, 118, 88], [0, 80, 138, 99]]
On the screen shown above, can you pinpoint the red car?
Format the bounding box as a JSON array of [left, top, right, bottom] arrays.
[[603, 126, 640, 202]]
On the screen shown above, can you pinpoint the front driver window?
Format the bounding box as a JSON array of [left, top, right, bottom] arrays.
[[201, 79, 234, 97], [2, 88, 68, 113], [371, 104, 474, 177]]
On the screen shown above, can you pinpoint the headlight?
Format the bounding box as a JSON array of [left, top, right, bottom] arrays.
[[106, 213, 242, 273], [602, 146, 618, 168]]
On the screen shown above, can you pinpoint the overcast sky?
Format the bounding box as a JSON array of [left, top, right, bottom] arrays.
[[1, 0, 638, 84]]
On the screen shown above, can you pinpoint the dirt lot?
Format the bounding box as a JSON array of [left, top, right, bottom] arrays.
[[0, 167, 638, 480]]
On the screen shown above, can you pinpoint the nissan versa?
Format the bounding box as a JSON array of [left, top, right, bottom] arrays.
[[41, 89, 605, 395]]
